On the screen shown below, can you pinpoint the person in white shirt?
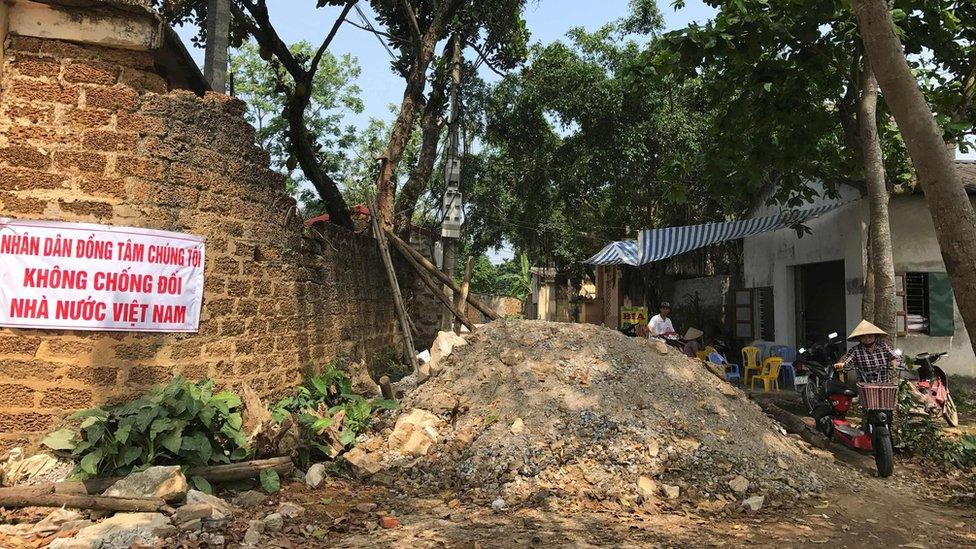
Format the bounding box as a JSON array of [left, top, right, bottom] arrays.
[[647, 302, 676, 338]]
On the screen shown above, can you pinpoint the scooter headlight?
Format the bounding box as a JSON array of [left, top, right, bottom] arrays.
[[877, 412, 888, 423]]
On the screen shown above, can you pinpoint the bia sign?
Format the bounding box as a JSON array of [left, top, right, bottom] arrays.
[[0, 218, 205, 332]]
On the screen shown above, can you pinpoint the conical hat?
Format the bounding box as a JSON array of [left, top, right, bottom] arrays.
[[848, 320, 887, 341], [684, 327, 704, 340]]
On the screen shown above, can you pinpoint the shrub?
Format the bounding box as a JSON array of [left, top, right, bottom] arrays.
[[271, 361, 396, 462], [43, 377, 251, 479]]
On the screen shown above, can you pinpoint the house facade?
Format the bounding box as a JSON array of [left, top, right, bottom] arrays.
[[742, 161, 976, 377]]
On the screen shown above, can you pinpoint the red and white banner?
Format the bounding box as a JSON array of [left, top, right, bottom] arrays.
[[0, 218, 205, 332]]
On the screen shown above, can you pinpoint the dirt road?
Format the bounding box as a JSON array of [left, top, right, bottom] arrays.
[[218, 447, 974, 548]]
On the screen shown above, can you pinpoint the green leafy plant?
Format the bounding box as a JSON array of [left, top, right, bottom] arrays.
[[259, 468, 280, 494], [43, 377, 252, 479], [271, 362, 396, 462]]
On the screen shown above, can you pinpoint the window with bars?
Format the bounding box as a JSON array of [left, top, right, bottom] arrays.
[[896, 272, 954, 336]]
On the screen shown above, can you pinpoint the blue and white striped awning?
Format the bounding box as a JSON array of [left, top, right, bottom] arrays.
[[586, 240, 639, 265], [587, 202, 845, 266]]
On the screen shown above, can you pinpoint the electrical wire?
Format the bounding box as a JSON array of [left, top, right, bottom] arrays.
[[353, 4, 397, 61]]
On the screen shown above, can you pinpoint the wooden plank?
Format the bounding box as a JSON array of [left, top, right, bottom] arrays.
[[384, 228, 500, 321], [370, 203, 421, 375]]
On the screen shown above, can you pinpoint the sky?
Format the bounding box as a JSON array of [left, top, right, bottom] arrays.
[[176, 0, 716, 134]]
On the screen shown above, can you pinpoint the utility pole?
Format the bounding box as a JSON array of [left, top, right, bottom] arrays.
[[204, 0, 230, 93], [439, 35, 463, 331]]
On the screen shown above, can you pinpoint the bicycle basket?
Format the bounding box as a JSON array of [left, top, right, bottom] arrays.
[[857, 383, 898, 410]]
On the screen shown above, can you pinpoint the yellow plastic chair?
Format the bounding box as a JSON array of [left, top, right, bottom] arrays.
[[741, 346, 761, 384], [695, 346, 717, 361], [751, 357, 784, 393]]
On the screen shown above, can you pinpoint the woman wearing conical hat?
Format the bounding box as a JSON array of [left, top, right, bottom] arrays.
[[833, 320, 903, 383]]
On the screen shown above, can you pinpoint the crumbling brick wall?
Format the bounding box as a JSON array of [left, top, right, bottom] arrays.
[[0, 35, 406, 451]]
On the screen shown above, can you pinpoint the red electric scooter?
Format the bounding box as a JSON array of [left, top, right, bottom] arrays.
[[811, 367, 900, 477]]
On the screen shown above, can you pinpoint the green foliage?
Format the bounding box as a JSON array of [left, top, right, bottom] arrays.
[[230, 40, 363, 213], [465, 15, 729, 273], [653, 0, 976, 209], [43, 378, 252, 480], [896, 382, 976, 469], [272, 361, 396, 461]]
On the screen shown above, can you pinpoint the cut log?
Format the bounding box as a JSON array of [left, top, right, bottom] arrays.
[[51, 457, 295, 495], [0, 491, 169, 513], [379, 375, 395, 401], [185, 456, 294, 483], [754, 399, 831, 450], [394, 244, 475, 332], [384, 229, 501, 321]]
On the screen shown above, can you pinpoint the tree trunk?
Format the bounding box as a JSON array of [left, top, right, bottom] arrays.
[[204, 0, 230, 93], [231, 0, 357, 230], [859, 63, 897, 335], [377, 37, 440, 227], [852, 0, 976, 356], [862, 226, 876, 321], [376, 1, 463, 227], [393, 56, 450, 233], [287, 93, 354, 229]]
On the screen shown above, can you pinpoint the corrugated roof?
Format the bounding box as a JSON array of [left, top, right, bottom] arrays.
[[956, 160, 976, 190]]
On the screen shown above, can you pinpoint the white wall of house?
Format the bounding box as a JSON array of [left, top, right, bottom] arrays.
[[744, 188, 976, 377], [743, 184, 865, 350], [888, 196, 976, 376]]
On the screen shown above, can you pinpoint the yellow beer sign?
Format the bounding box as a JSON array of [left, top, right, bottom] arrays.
[[620, 306, 648, 328]]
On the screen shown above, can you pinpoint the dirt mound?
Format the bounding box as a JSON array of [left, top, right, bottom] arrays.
[[360, 320, 836, 512]]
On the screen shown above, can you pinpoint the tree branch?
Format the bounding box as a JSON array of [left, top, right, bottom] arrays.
[[231, 0, 354, 229], [343, 18, 401, 42], [309, 0, 358, 81], [465, 39, 507, 77], [396, 0, 422, 44]]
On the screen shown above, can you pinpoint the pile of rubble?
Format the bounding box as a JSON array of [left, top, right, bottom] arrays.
[[349, 320, 838, 513]]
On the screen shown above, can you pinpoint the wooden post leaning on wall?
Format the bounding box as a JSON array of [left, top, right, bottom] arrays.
[[455, 255, 475, 333], [384, 228, 501, 322], [369, 202, 420, 376], [395, 243, 475, 332]]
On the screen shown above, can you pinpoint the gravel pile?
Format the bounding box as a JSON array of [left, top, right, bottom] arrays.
[[362, 320, 838, 512]]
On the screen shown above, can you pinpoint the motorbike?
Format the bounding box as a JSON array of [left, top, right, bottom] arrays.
[[811, 366, 900, 478], [906, 352, 958, 427], [794, 331, 846, 413]]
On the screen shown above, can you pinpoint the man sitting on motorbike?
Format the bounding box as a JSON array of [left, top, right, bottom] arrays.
[[833, 320, 902, 382]]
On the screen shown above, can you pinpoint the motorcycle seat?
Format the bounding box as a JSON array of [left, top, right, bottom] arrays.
[[826, 380, 857, 397]]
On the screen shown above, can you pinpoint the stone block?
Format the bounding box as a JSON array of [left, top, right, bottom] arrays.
[[0, 384, 37, 407], [10, 79, 78, 105], [55, 150, 106, 173], [63, 61, 120, 85], [0, 145, 51, 169], [84, 86, 138, 110], [83, 130, 138, 152]]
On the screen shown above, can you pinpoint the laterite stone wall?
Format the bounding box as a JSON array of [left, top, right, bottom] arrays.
[[0, 35, 407, 451]]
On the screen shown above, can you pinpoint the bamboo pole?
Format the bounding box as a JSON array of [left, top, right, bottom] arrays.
[[385, 228, 500, 321], [370, 203, 420, 374], [395, 244, 475, 332]]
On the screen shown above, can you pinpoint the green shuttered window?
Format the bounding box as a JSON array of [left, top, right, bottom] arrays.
[[927, 272, 955, 337]]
